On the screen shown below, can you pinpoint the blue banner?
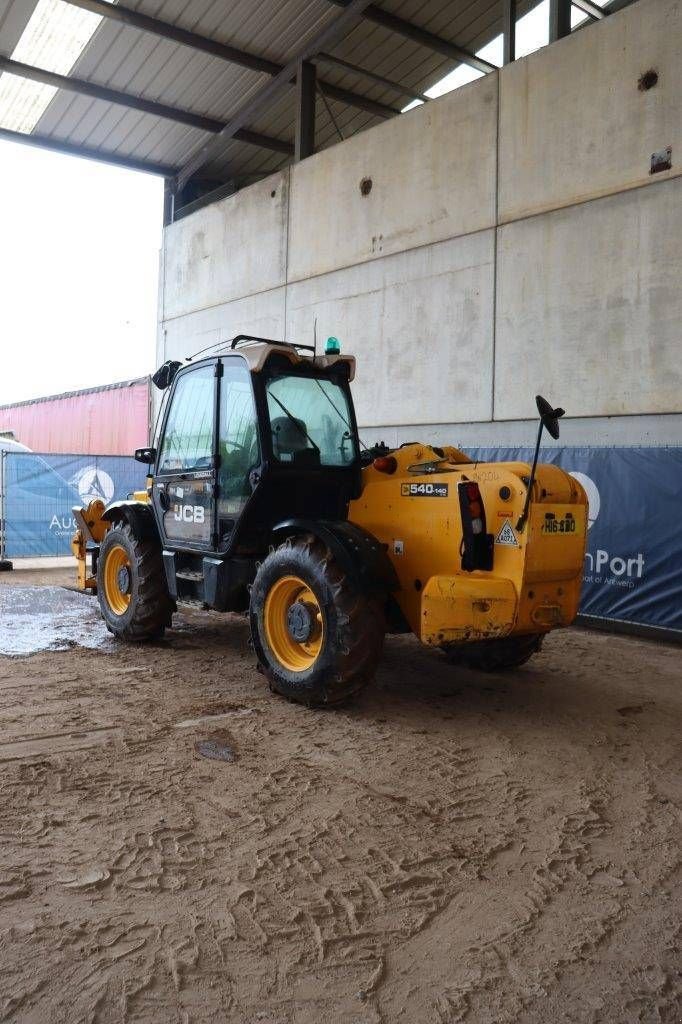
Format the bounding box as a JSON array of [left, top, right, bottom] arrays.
[[467, 447, 682, 635], [3, 453, 144, 558], [3, 446, 680, 634]]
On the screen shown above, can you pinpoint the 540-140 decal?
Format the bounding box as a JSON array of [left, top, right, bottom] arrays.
[[401, 482, 449, 498]]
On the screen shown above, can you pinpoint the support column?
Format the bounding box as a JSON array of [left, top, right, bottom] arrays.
[[163, 178, 176, 226], [295, 59, 317, 162], [549, 0, 572, 41], [503, 0, 516, 64], [0, 452, 12, 572]]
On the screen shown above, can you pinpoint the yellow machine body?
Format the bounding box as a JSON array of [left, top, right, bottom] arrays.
[[73, 448, 587, 648], [71, 499, 110, 591], [348, 443, 587, 645], [71, 489, 150, 592]]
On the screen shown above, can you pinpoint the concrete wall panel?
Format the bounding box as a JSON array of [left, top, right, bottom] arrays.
[[162, 286, 285, 366], [360, 413, 682, 450], [163, 171, 288, 320], [495, 176, 682, 419], [159, 0, 682, 445], [286, 231, 495, 427], [499, 0, 681, 222], [287, 76, 498, 283]]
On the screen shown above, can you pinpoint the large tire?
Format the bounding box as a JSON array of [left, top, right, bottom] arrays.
[[249, 534, 385, 707], [97, 521, 174, 640], [441, 633, 543, 672]]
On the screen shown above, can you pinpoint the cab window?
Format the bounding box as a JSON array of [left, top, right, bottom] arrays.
[[158, 365, 214, 472], [265, 374, 356, 467], [218, 362, 260, 518]]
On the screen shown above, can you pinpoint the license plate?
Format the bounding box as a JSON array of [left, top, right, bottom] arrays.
[[541, 513, 578, 535]]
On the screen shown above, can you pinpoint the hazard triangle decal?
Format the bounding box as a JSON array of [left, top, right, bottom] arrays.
[[495, 519, 519, 547]]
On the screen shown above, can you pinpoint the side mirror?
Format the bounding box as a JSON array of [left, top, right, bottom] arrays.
[[536, 395, 565, 440], [152, 360, 181, 390], [135, 447, 157, 465]]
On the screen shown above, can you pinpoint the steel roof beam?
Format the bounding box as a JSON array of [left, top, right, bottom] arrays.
[[316, 52, 430, 103], [295, 60, 317, 161], [502, 0, 517, 63], [327, 1, 496, 75], [0, 57, 293, 155], [176, 0, 377, 190], [235, 129, 293, 155], [314, 81, 397, 119], [63, 0, 398, 121], [65, 0, 281, 75], [571, 0, 607, 18], [0, 126, 174, 176], [549, 0, 572, 39]]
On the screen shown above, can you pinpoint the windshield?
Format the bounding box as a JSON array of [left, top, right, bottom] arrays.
[[265, 374, 357, 467]]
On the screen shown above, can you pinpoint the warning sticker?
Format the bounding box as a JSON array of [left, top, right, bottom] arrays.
[[495, 520, 519, 547]]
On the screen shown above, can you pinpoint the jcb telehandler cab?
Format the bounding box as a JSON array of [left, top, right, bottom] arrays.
[[73, 336, 588, 706]]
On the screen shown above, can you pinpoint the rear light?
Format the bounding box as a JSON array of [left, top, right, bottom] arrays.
[[458, 480, 494, 571], [374, 455, 397, 474]]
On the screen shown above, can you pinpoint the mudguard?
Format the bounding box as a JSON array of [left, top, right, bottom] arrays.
[[272, 518, 399, 594], [103, 500, 159, 542]]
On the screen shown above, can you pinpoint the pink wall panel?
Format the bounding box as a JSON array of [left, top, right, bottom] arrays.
[[0, 379, 150, 455]]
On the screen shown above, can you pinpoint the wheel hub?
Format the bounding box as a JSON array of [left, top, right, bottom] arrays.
[[102, 543, 132, 616], [116, 565, 131, 595], [287, 600, 317, 643], [263, 575, 324, 673]]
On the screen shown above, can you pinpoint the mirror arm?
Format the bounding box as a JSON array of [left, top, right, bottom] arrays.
[[516, 420, 544, 534]]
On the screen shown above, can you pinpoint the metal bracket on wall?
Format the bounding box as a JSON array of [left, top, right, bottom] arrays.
[[650, 147, 672, 174]]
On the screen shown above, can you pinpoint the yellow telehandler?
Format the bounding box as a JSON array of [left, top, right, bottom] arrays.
[[72, 336, 587, 705]]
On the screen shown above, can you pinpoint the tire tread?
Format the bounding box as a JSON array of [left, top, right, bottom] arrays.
[[98, 521, 173, 641], [251, 533, 385, 707]]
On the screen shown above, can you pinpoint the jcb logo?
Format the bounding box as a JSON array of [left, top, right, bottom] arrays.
[[173, 504, 205, 524]]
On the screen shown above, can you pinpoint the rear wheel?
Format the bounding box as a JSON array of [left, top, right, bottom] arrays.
[[250, 534, 385, 706], [441, 633, 543, 672], [97, 521, 174, 640]]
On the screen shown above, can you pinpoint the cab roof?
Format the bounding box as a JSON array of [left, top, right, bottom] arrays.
[[155, 337, 356, 392], [235, 340, 356, 382]]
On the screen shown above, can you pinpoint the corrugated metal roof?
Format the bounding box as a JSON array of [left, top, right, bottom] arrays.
[[0, 0, 35, 54], [0, 374, 149, 411], [0, 0, 539, 187]]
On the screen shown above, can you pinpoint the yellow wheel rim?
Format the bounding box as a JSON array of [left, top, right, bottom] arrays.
[[102, 544, 132, 616], [263, 575, 324, 673]]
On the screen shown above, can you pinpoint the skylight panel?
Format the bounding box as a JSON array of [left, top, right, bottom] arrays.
[[401, 0, 601, 114], [0, 0, 104, 133]]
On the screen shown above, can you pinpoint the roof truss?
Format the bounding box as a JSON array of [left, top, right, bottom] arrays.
[[0, 0, 623, 200]]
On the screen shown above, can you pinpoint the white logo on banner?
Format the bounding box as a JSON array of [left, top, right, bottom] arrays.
[[567, 469, 645, 584], [568, 471, 600, 529], [72, 466, 115, 505]]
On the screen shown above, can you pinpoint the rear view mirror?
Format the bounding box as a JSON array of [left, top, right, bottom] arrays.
[[135, 447, 156, 465], [536, 395, 565, 440], [152, 360, 181, 390]]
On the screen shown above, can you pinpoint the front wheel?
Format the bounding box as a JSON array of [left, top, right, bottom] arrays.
[[97, 521, 174, 640], [441, 633, 543, 672], [249, 534, 385, 706]]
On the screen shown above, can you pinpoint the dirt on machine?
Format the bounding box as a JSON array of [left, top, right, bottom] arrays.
[[72, 335, 588, 706]]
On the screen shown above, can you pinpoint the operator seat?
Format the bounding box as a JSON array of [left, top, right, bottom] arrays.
[[219, 426, 258, 502], [271, 416, 320, 466]]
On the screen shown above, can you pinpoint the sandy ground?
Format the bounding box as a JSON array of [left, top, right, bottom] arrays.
[[0, 568, 680, 1024]]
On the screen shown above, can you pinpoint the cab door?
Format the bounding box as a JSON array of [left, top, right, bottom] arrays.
[[216, 357, 261, 548], [153, 361, 217, 549]]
